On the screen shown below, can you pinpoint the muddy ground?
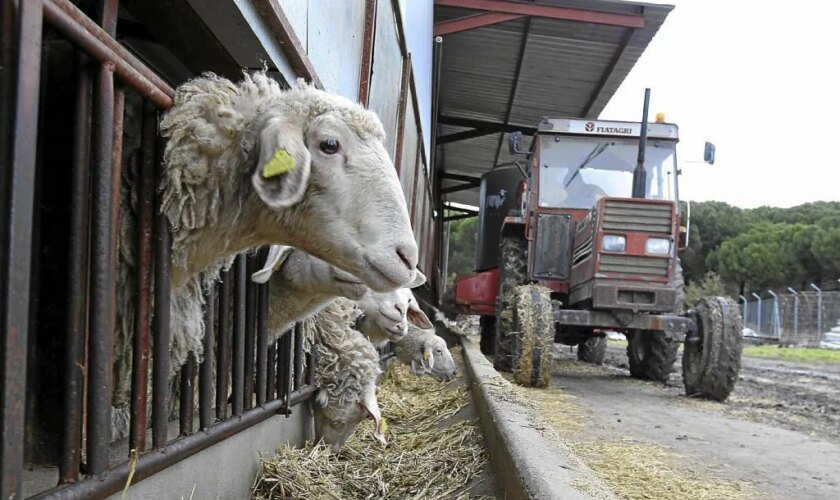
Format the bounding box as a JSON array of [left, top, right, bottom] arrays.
[[542, 342, 840, 499]]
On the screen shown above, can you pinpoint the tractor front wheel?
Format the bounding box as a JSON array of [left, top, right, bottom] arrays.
[[683, 296, 743, 401], [626, 330, 678, 383], [494, 233, 528, 372], [577, 335, 607, 365]]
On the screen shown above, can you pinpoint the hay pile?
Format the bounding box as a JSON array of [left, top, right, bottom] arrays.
[[252, 358, 487, 499]]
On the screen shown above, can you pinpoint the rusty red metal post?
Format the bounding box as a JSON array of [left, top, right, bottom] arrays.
[[433, 0, 645, 29], [152, 145, 173, 450], [251, 0, 323, 88], [130, 102, 157, 453], [358, 0, 376, 105], [0, 0, 43, 496], [393, 54, 412, 176]]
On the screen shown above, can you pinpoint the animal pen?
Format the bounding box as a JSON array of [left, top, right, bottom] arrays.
[[1, 0, 436, 497], [2, 0, 673, 498]]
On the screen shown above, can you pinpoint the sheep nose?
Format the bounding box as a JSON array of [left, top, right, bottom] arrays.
[[395, 243, 418, 272]]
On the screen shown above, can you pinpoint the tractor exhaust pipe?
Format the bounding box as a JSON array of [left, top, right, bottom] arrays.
[[632, 88, 651, 198]]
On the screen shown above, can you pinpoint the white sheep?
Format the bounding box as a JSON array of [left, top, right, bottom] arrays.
[[393, 326, 457, 382], [111, 71, 419, 440], [305, 299, 386, 452], [354, 288, 433, 348]]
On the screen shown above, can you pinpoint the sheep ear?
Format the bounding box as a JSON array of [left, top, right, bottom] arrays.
[[359, 390, 386, 444], [422, 346, 435, 371], [407, 301, 433, 330], [252, 116, 311, 209], [251, 245, 294, 283], [407, 270, 426, 288]]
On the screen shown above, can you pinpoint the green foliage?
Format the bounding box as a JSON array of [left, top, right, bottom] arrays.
[[743, 345, 840, 364], [445, 214, 478, 277], [812, 215, 840, 275], [684, 272, 728, 307]]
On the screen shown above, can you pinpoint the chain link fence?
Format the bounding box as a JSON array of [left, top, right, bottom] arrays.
[[742, 290, 840, 347]]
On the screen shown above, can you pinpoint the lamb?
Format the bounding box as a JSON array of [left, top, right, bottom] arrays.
[[354, 288, 433, 348], [305, 299, 386, 452], [486, 189, 507, 209], [111, 71, 419, 440], [393, 326, 457, 382]]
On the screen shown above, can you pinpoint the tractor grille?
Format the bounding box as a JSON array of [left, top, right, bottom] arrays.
[[600, 254, 669, 278], [603, 200, 673, 234]]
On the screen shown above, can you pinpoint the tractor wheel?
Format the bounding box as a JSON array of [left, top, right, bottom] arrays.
[[577, 335, 607, 365], [673, 260, 686, 314], [626, 330, 678, 383], [510, 285, 554, 388], [479, 316, 496, 355], [494, 234, 528, 372], [683, 296, 743, 401]]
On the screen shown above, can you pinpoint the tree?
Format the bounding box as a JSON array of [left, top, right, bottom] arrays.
[[812, 215, 840, 276], [446, 215, 478, 277], [684, 272, 728, 307]]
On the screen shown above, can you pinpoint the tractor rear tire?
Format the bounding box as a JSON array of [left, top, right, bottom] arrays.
[[683, 296, 743, 401], [494, 234, 528, 372], [626, 330, 678, 383], [479, 316, 496, 355], [510, 285, 554, 388], [577, 335, 607, 365]]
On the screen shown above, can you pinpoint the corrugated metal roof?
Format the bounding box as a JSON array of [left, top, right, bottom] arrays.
[[434, 0, 673, 206]]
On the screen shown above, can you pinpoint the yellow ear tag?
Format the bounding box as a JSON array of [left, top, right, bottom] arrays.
[[262, 149, 296, 178]]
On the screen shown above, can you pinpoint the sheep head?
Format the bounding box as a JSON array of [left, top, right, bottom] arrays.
[[252, 245, 368, 301], [356, 273, 433, 342], [411, 333, 457, 382], [160, 72, 418, 292], [313, 381, 385, 453]]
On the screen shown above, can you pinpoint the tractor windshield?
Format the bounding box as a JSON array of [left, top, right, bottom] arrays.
[[537, 135, 677, 209]]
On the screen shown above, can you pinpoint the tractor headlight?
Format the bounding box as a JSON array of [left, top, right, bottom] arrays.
[[602, 235, 626, 252], [646, 237, 672, 255]]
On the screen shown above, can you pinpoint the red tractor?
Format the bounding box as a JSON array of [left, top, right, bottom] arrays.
[[454, 91, 742, 400]]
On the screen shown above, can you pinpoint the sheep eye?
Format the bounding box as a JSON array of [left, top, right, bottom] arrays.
[[319, 138, 339, 154]]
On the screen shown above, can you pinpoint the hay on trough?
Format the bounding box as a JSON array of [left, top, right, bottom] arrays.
[[252, 361, 487, 499]]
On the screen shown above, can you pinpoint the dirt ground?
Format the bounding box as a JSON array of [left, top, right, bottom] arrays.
[[539, 342, 840, 499]]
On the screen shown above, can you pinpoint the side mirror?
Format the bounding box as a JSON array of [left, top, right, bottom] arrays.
[[703, 142, 715, 165], [509, 131, 525, 155]]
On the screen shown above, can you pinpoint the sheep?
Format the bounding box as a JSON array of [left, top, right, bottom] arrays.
[[486, 188, 507, 209], [354, 288, 433, 348], [111, 71, 419, 441], [304, 299, 386, 452], [392, 326, 457, 382]]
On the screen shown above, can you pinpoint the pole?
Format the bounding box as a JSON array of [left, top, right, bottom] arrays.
[[632, 88, 651, 198], [739, 295, 748, 329], [768, 290, 780, 340], [751, 292, 762, 337], [787, 287, 798, 343], [810, 283, 823, 343]]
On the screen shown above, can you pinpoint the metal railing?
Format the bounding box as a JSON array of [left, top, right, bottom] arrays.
[[1, 1, 314, 498], [741, 287, 840, 347]]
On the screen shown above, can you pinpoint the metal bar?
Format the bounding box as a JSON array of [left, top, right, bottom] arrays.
[[199, 286, 216, 429], [1, 0, 42, 495], [42, 0, 174, 109], [256, 275, 269, 406], [293, 323, 304, 391], [179, 354, 196, 436], [554, 308, 693, 333], [232, 255, 247, 416], [86, 0, 120, 468], [266, 342, 277, 401], [358, 0, 377, 105], [443, 213, 478, 222], [280, 329, 293, 417], [410, 149, 421, 227], [60, 51, 92, 484], [442, 180, 481, 194], [393, 54, 412, 176], [434, 12, 524, 36], [152, 151, 173, 450], [215, 273, 230, 420], [437, 127, 504, 145], [244, 254, 257, 409], [438, 115, 536, 135], [493, 17, 530, 167], [442, 172, 481, 183], [433, 0, 646, 29], [307, 347, 316, 388], [250, 0, 323, 88], [30, 387, 317, 500], [129, 101, 157, 454]]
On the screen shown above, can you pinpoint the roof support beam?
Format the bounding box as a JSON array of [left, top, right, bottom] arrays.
[[442, 172, 481, 183], [438, 125, 507, 145], [442, 179, 481, 194], [434, 12, 524, 36], [584, 27, 636, 118], [438, 115, 537, 135], [434, 0, 645, 29], [493, 16, 530, 167]]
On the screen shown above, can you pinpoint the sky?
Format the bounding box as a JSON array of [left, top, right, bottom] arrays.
[[600, 0, 840, 208]]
